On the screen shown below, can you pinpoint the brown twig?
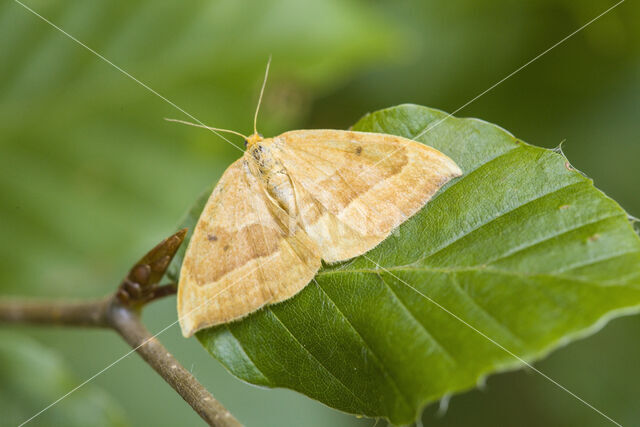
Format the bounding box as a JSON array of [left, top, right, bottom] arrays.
[[0, 297, 111, 327], [0, 230, 241, 427], [109, 302, 239, 426]]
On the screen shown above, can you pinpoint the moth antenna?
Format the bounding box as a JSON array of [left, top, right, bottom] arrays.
[[253, 55, 272, 136], [165, 118, 249, 139]]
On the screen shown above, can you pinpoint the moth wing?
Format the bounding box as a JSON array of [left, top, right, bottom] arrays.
[[178, 159, 321, 337], [276, 129, 462, 262], [287, 175, 382, 262]]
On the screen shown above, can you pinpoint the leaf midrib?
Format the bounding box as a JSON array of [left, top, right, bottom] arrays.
[[317, 256, 640, 290]]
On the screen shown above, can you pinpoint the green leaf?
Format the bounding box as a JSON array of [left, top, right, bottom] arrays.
[[0, 332, 128, 426], [170, 104, 640, 424]]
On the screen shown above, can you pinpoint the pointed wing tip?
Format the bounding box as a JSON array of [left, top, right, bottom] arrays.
[[180, 314, 227, 338], [444, 156, 463, 179], [179, 318, 196, 338]]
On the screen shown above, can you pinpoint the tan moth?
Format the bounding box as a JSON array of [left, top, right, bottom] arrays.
[[173, 61, 462, 337]]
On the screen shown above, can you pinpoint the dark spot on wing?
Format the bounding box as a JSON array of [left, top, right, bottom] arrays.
[[355, 146, 362, 155], [207, 234, 218, 242], [190, 223, 285, 285]]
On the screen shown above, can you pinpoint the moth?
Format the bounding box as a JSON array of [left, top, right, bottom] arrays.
[[174, 62, 462, 337]]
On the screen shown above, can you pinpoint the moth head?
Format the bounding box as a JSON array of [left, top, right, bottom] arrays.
[[244, 133, 264, 150]]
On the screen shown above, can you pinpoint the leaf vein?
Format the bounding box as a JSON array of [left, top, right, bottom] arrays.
[[449, 274, 525, 347], [553, 249, 640, 275], [319, 263, 640, 290], [376, 273, 458, 366], [417, 144, 519, 205], [312, 279, 415, 411], [266, 308, 373, 412], [225, 325, 274, 385], [415, 181, 585, 266], [487, 212, 624, 266]]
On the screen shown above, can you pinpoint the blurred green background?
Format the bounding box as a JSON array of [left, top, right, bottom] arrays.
[[1, 0, 639, 425]]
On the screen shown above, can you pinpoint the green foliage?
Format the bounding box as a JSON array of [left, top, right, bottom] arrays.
[[169, 105, 640, 424], [0, 331, 128, 426], [3, 0, 640, 425]]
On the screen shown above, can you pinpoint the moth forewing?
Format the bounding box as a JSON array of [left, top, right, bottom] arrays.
[[275, 129, 462, 252], [177, 159, 321, 337]]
